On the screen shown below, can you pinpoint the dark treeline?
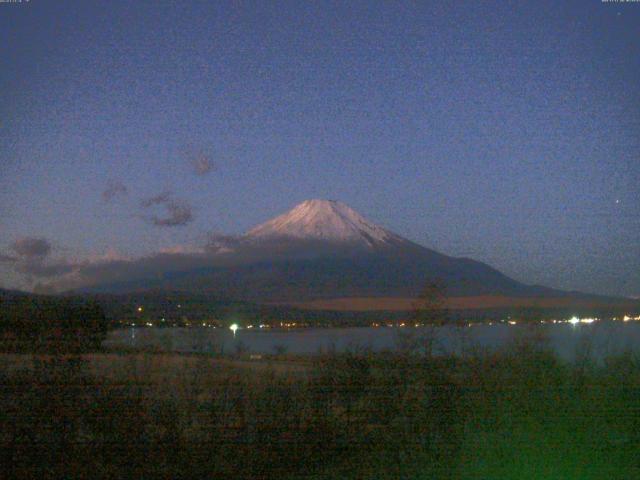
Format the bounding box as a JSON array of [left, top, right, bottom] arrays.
[[0, 290, 108, 353], [1, 343, 639, 479]]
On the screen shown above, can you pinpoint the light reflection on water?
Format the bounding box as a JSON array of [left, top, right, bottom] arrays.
[[105, 322, 640, 361]]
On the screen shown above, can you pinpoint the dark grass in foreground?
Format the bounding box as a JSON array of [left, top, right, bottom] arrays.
[[1, 344, 639, 479]]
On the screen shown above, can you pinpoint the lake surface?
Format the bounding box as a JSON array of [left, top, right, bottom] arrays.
[[105, 321, 640, 361]]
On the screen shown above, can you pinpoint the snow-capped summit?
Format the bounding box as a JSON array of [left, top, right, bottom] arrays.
[[245, 199, 404, 248]]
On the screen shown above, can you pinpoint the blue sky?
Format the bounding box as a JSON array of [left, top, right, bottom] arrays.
[[1, 0, 638, 296]]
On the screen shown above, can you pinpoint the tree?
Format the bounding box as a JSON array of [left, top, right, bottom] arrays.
[[414, 280, 449, 326], [397, 280, 450, 357]]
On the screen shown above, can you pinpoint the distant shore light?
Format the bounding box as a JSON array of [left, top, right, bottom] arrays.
[[230, 323, 239, 337]]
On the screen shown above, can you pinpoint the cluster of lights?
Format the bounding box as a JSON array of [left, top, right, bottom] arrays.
[[127, 304, 639, 331], [277, 322, 299, 328], [367, 315, 639, 328]]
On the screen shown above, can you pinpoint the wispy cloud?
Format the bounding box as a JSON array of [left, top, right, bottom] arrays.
[[102, 179, 128, 202], [141, 190, 173, 208], [192, 152, 215, 176], [181, 145, 216, 176], [140, 191, 194, 227], [151, 201, 194, 227]]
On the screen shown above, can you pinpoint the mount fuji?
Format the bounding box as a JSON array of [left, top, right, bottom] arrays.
[[84, 199, 598, 307]]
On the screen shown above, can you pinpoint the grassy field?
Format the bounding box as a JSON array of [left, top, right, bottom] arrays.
[[1, 340, 639, 479]]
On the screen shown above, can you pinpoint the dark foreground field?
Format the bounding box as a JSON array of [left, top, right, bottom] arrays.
[[1, 340, 639, 479]]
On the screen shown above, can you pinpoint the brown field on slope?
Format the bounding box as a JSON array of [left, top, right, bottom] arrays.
[[286, 295, 637, 311]]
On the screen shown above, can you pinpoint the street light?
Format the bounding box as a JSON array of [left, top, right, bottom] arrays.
[[230, 323, 239, 338]]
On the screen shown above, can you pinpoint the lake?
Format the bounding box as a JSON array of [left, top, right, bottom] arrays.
[[105, 321, 640, 361]]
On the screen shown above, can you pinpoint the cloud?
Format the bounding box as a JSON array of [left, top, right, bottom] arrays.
[[181, 146, 215, 176], [102, 180, 128, 202], [140, 191, 194, 227], [158, 244, 204, 255], [29, 233, 353, 293], [4, 238, 213, 292], [204, 233, 244, 254], [151, 201, 194, 227], [36, 250, 214, 292], [192, 152, 215, 176], [15, 259, 74, 278], [4, 236, 73, 285], [7, 232, 355, 293], [85, 247, 129, 263], [141, 190, 173, 208], [11, 237, 52, 258], [2, 244, 139, 292]]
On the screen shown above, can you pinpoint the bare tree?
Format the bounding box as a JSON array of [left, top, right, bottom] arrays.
[[397, 280, 449, 357]]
